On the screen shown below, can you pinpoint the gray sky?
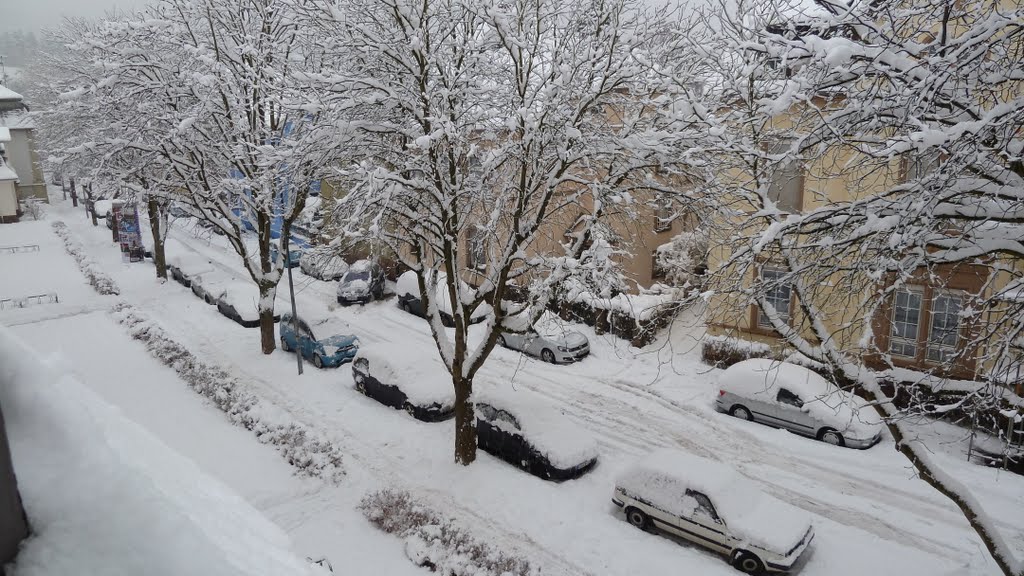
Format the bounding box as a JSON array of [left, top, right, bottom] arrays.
[[1, 0, 154, 34]]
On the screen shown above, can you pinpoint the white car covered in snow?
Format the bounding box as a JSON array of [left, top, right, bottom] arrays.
[[614, 449, 814, 574], [214, 280, 284, 328], [715, 359, 883, 449]]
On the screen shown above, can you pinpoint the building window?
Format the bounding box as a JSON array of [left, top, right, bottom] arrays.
[[767, 140, 802, 213], [905, 150, 940, 182], [927, 292, 962, 362], [467, 226, 488, 271], [890, 289, 923, 358], [757, 266, 792, 329], [654, 199, 673, 233]]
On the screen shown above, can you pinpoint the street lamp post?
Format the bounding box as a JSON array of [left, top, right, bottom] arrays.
[[285, 236, 303, 376]]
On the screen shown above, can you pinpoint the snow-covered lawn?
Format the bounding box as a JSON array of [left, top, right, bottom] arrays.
[[3, 195, 1023, 576]]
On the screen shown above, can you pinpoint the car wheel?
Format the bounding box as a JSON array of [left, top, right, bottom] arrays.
[[280, 338, 290, 352], [313, 354, 324, 369], [355, 378, 366, 393], [541, 349, 556, 363], [819, 428, 846, 447], [625, 507, 649, 530], [498, 335, 508, 348], [403, 402, 416, 418], [400, 300, 410, 313], [733, 551, 764, 574], [730, 405, 753, 421]]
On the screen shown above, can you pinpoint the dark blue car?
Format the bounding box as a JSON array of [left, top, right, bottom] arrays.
[[279, 313, 358, 368]]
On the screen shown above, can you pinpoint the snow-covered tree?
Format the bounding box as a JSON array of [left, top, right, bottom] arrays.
[[44, 0, 339, 354], [697, 0, 1024, 573], [304, 0, 704, 464]]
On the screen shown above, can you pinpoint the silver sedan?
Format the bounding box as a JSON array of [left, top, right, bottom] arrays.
[[499, 328, 590, 364]]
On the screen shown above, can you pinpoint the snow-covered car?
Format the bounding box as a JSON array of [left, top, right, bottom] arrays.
[[190, 271, 235, 304], [270, 244, 303, 268], [498, 315, 590, 364], [336, 260, 386, 305], [614, 449, 814, 574], [474, 387, 598, 481], [168, 204, 191, 219], [214, 280, 283, 328], [350, 345, 454, 422], [395, 270, 491, 327], [168, 253, 215, 288], [299, 248, 349, 281], [92, 199, 113, 219], [279, 313, 358, 368], [715, 358, 883, 449]]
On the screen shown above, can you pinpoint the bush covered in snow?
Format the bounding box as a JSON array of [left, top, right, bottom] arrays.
[[700, 335, 773, 368], [359, 489, 537, 576], [653, 229, 708, 288], [110, 303, 345, 482], [52, 221, 121, 295]]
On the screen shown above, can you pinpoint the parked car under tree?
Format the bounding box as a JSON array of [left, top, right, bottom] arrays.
[[498, 313, 590, 364], [614, 449, 814, 574], [279, 313, 358, 368], [350, 346, 454, 422], [474, 387, 598, 481], [394, 270, 490, 327], [336, 260, 386, 305], [715, 359, 883, 449]]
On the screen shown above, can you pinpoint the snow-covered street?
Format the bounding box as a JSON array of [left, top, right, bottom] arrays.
[[2, 198, 1021, 575]]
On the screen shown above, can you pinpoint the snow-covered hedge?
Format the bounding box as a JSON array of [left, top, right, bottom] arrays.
[[700, 335, 773, 368], [553, 280, 680, 348], [110, 303, 345, 482], [51, 221, 120, 295], [359, 489, 537, 576]]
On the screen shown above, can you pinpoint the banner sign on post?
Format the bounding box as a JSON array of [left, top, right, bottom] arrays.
[[116, 204, 146, 263]]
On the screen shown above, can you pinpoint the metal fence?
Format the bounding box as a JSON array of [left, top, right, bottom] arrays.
[[0, 293, 60, 310], [0, 245, 40, 255]]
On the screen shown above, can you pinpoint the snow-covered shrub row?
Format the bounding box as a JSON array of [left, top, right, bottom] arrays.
[[700, 335, 773, 368], [359, 489, 537, 576], [51, 221, 121, 295], [110, 303, 345, 482]]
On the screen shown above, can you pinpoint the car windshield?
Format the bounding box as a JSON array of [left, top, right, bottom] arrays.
[[345, 270, 370, 282]]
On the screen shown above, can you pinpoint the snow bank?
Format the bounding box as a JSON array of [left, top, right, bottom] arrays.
[[359, 488, 538, 576], [616, 449, 811, 554], [0, 324, 317, 576], [476, 384, 598, 470], [111, 304, 345, 482], [354, 343, 454, 407], [51, 221, 120, 295]]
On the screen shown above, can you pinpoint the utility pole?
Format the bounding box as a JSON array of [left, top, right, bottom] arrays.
[[285, 236, 303, 376]]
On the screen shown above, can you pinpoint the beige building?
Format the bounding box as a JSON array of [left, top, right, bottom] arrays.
[[0, 85, 47, 209]]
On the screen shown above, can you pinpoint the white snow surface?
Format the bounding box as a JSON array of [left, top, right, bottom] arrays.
[[720, 359, 883, 439], [0, 325, 316, 576], [616, 449, 812, 554], [476, 383, 599, 470], [355, 343, 455, 408], [396, 269, 418, 298]]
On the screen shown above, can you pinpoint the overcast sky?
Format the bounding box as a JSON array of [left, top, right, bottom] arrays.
[[1, 0, 154, 34]]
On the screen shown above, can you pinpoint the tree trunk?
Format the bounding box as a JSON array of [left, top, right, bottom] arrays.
[[147, 200, 167, 279], [453, 375, 476, 465], [876, 400, 1024, 576], [258, 283, 277, 355]]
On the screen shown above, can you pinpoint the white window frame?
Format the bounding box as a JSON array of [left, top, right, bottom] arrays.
[[926, 290, 963, 363], [757, 266, 792, 329], [889, 287, 924, 359]]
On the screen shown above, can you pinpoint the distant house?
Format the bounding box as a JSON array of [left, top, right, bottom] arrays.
[[0, 127, 19, 223], [0, 85, 47, 208]]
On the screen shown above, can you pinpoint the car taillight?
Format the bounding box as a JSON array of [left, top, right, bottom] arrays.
[[718, 390, 726, 396]]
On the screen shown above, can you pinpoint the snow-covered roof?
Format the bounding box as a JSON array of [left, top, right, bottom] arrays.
[[0, 127, 10, 142], [0, 163, 17, 181], [0, 85, 23, 101], [0, 111, 34, 130]]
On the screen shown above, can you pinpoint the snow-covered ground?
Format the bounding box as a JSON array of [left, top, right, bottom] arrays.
[[2, 194, 1023, 575]]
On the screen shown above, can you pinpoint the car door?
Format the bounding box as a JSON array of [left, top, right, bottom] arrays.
[[773, 388, 815, 436], [502, 332, 526, 352], [522, 331, 545, 357], [683, 491, 731, 554]]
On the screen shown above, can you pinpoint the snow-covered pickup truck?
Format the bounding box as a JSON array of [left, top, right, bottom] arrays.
[[614, 449, 814, 574]]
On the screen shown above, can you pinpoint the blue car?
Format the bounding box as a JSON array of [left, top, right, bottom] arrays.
[[270, 245, 304, 268], [279, 313, 358, 368]]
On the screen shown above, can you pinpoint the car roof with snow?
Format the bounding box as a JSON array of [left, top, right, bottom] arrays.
[[354, 343, 454, 408], [719, 358, 839, 399], [475, 384, 598, 469], [616, 449, 812, 553]]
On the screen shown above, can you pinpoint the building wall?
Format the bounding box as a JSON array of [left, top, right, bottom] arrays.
[[7, 129, 46, 203], [0, 180, 18, 222]]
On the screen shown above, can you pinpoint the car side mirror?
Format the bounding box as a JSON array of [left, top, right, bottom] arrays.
[[800, 405, 810, 413]]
